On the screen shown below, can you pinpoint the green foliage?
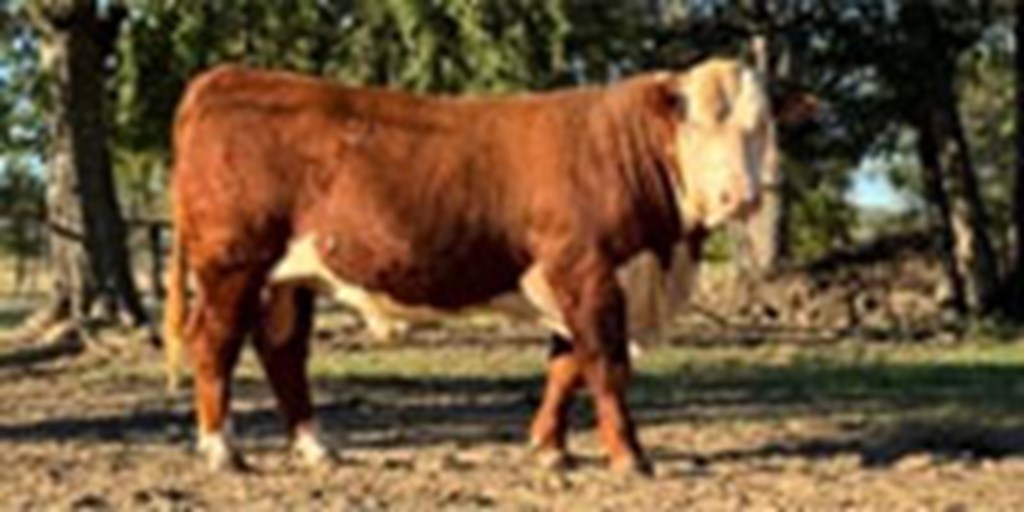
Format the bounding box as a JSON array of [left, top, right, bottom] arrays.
[[788, 158, 858, 258], [115, 0, 567, 152], [0, 1, 45, 257], [346, 0, 567, 92], [0, 162, 43, 256], [826, 4, 1014, 261], [644, 1, 1012, 269], [109, 0, 569, 220], [960, 20, 1014, 256], [0, 0, 1018, 280], [117, 0, 330, 155], [0, 1, 45, 164]]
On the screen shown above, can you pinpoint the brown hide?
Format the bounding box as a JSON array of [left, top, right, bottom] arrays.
[[164, 63, 757, 472], [172, 66, 684, 308]]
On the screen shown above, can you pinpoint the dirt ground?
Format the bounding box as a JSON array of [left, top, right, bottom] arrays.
[[2, 321, 1024, 511]]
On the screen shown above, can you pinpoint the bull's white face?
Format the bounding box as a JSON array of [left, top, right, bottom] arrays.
[[670, 60, 776, 229]]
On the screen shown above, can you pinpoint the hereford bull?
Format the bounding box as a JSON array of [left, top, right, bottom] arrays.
[[163, 58, 790, 474]]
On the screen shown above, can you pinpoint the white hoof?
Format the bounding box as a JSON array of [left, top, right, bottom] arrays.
[[292, 428, 337, 467], [628, 340, 644, 359], [198, 431, 246, 471], [366, 315, 409, 342]]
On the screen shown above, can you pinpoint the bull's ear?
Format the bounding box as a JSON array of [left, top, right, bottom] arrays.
[[657, 75, 687, 119], [772, 90, 820, 126]]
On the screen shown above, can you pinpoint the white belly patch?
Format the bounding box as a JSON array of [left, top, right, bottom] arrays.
[[269, 234, 697, 342]]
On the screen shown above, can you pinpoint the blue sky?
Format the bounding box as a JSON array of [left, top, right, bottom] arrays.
[[847, 168, 908, 212]]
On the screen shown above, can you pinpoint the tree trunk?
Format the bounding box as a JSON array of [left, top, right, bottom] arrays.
[[737, 31, 789, 273], [732, 0, 791, 274], [899, 0, 1000, 316], [1002, 1, 1024, 318], [914, 116, 969, 315], [725, 5, 787, 316], [911, 78, 999, 314], [936, 82, 1000, 312], [27, 0, 148, 337]]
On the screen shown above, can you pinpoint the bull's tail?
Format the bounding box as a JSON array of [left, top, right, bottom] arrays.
[[163, 210, 188, 392]]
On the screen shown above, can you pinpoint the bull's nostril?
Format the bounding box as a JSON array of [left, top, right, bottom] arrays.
[[748, 193, 762, 210], [720, 191, 733, 206]]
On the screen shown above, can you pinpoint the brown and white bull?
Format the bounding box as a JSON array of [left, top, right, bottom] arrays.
[[163, 58, 790, 474]]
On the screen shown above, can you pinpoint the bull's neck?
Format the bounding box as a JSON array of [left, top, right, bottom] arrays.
[[589, 82, 684, 267]]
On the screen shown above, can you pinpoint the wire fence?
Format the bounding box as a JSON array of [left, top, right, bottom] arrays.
[[0, 215, 170, 302], [0, 215, 956, 344]]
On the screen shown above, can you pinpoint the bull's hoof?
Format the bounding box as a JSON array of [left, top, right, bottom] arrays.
[[292, 436, 339, 468], [203, 447, 250, 473], [198, 434, 249, 473], [531, 445, 575, 471], [610, 454, 654, 477]]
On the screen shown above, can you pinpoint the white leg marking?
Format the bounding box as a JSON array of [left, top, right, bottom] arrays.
[[363, 309, 409, 342], [197, 425, 242, 470], [628, 342, 645, 359], [292, 424, 336, 466]]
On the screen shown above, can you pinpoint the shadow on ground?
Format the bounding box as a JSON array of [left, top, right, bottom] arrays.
[[660, 421, 1024, 468], [0, 340, 82, 371], [1, 344, 1023, 469], [0, 298, 40, 331]]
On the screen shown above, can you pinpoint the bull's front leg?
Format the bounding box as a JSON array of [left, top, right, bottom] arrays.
[[533, 260, 650, 475]]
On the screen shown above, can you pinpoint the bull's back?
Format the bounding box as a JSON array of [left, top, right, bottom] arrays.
[[172, 66, 538, 304]]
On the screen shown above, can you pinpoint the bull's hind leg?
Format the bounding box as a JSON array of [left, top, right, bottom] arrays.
[[253, 285, 335, 466], [189, 266, 262, 471], [529, 335, 582, 468]]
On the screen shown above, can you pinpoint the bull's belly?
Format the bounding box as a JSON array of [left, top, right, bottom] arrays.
[[269, 234, 697, 342], [335, 279, 563, 341]]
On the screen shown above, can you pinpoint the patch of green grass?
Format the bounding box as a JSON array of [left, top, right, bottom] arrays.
[[0, 310, 25, 331], [299, 339, 1024, 427], [624, 340, 1024, 427], [42, 330, 1024, 435], [0, 305, 32, 331], [309, 343, 545, 381]]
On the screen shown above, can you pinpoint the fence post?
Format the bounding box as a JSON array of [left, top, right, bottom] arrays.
[[149, 221, 166, 299]]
